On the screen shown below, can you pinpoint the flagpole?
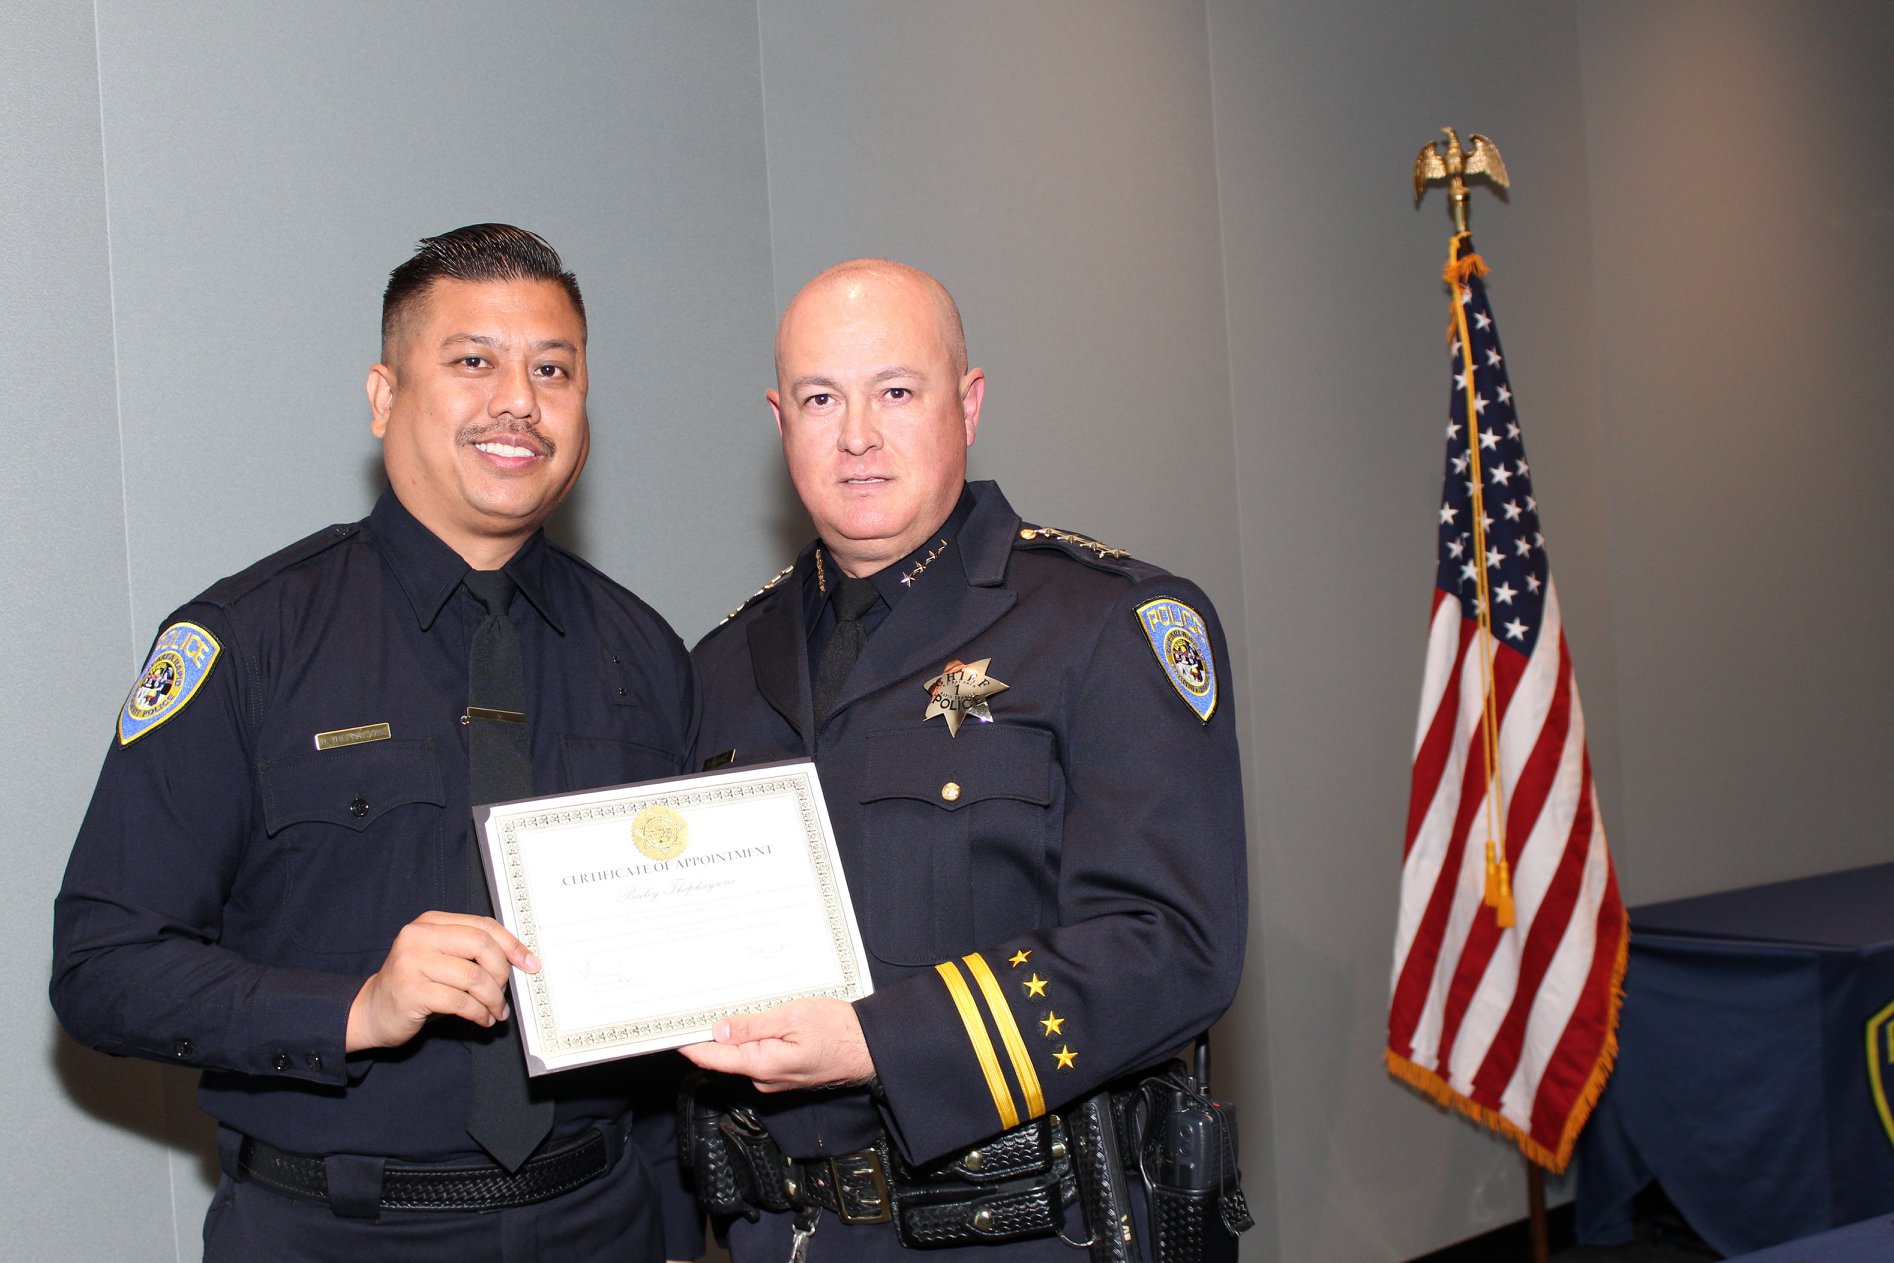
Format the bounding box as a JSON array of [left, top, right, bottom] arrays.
[[1527, 1161, 1549, 1263], [1416, 127, 1549, 1262]]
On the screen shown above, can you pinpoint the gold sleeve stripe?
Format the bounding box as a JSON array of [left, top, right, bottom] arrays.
[[963, 952, 1047, 1120], [934, 960, 1020, 1130]]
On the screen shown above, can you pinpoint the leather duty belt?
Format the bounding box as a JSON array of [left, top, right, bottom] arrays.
[[235, 1128, 611, 1213], [788, 1149, 894, 1224], [792, 1121, 1079, 1246], [679, 1073, 1086, 1247]]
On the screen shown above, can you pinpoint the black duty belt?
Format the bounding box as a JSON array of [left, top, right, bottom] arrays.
[[788, 1148, 894, 1224], [236, 1128, 611, 1212], [681, 1056, 1251, 1263], [784, 1117, 1079, 1247]]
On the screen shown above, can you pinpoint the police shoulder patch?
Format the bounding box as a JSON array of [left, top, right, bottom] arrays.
[[1136, 598, 1216, 722], [118, 621, 222, 745]]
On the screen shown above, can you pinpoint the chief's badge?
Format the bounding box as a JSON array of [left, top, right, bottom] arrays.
[[1136, 598, 1217, 723], [118, 621, 221, 746], [924, 657, 1009, 738]]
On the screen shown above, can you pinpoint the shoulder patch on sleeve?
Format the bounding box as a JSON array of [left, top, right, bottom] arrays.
[[118, 621, 222, 745], [1136, 598, 1217, 722]]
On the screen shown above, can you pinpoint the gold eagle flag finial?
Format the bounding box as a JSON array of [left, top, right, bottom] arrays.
[[1413, 127, 1509, 234]]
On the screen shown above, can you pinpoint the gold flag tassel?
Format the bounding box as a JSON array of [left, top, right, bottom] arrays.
[[1447, 230, 1515, 930]]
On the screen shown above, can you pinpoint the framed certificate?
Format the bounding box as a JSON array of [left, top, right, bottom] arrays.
[[472, 759, 872, 1075]]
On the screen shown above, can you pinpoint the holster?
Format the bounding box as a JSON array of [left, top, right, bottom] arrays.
[[1068, 1090, 1140, 1263], [1121, 1056, 1254, 1263], [677, 1074, 791, 1222]]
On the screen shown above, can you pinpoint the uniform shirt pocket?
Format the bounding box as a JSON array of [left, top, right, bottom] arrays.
[[858, 725, 1055, 966], [560, 735, 680, 793], [257, 739, 449, 957]]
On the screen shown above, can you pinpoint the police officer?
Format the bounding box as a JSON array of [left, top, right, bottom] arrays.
[[683, 261, 1248, 1260], [52, 224, 699, 1261]]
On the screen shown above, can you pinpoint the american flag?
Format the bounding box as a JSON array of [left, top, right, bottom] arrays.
[[1386, 237, 1627, 1172]]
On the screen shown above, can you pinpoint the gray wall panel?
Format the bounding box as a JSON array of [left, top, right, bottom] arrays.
[[1576, 1, 1894, 901], [4, 3, 184, 1259]]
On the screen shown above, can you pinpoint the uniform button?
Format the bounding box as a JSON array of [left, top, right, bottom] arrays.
[[306, 1052, 323, 1072], [1018, 529, 1035, 540], [617, 687, 627, 696], [349, 795, 368, 818], [172, 1040, 193, 1059], [332, 526, 349, 537], [272, 1052, 292, 1072], [940, 782, 961, 802]]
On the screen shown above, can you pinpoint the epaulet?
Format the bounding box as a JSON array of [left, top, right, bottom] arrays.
[[545, 536, 614, 585], [1014, 522, 1166, 582], [197, 522, 359, 608], [1015, 524, 1131, 560], [718, 563, 796, 626]]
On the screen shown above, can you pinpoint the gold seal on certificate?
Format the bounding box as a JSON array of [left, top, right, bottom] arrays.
[[472, 759, 872, 1075], [630, 804, 688, 860]]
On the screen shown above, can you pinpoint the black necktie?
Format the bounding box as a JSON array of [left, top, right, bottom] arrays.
[[462, 569, 552, 1170], [811, 575, 880, 723]]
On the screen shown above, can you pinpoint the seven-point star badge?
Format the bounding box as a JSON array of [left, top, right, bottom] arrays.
[[923, 658, 1009, 737]]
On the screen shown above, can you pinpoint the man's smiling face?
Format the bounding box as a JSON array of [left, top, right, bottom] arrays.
[[368, 276, 590, 567]]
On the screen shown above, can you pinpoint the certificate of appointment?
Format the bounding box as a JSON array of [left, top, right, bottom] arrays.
[[472, 759, 872, 1075]]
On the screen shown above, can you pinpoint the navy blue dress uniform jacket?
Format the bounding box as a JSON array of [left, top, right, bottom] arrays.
[[50, 493, 696, 1205], [691, 480, 1247, 1171]]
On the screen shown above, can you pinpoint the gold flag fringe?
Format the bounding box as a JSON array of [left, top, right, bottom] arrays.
[[1442, 241, 1492, 343], [1443, 245, 1490, 287], [1386, 903, 1630, 1173]]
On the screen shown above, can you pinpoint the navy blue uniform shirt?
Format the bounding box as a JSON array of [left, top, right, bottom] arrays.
[[52, 492, 696, 1167], [692, 481, 1248, 1185]]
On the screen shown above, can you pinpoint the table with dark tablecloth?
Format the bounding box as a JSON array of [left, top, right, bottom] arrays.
[[1722, 1213, 1894, 1263], [1575, 861, 1894, 1256]]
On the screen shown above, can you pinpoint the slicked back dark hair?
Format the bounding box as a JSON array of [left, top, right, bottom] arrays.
[[380, 223, 585, 358]]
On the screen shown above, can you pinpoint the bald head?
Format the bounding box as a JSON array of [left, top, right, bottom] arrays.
[[776, 259, 968, 380], [767, 259, 986, 577]]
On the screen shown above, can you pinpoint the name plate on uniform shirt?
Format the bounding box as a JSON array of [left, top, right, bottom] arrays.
[[473, 759, 873, 1075]]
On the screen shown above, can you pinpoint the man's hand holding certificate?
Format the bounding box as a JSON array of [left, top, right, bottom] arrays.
[[681, 997, 876, 1090], [473, 759, 872, 1075]]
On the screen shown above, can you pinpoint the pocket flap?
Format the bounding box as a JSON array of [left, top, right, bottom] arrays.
[[561, 735, 680, 793], [259, 738, 446, 835], [860, 725, 1053, 812]]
